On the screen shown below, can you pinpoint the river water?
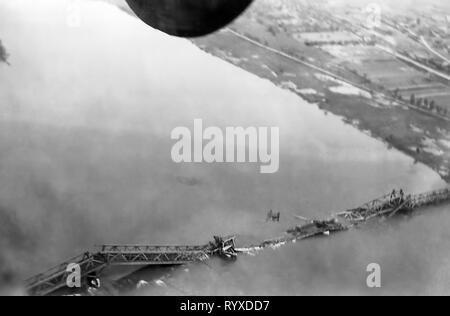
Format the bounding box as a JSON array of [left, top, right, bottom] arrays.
[[0, 0, 448, 295]]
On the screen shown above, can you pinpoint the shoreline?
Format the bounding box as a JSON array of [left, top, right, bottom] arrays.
[[103, 0, 449, 184], [192, 29, 450, 183]]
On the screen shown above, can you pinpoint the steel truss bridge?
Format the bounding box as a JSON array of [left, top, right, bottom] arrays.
[[337, 188, 450, 224], [26, 188, 449, 296], [26, 238, 236, 296]]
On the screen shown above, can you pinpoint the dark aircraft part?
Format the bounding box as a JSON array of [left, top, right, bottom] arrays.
[[125, 0, 254, 37]]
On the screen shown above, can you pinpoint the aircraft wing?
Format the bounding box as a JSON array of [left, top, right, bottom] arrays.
[[125, 0, 254, 37]]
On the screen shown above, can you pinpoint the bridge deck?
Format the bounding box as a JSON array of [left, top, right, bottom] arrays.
[[98, 245, 210, 266], [26, 245, 211, 296], [337, 188, 450, 224], [26, 188, 449, 296]]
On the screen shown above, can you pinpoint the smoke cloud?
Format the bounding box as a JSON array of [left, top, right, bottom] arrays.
[[0, 39, 9, 65]]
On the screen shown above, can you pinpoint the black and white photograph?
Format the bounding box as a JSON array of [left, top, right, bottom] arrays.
[[1, 0, 450, 299]]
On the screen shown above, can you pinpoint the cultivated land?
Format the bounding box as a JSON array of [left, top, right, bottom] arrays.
[[193, 0, 450, 182], [107, 0, 450, 181]]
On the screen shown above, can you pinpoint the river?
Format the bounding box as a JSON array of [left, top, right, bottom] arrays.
[[0, 0, 448, 295]]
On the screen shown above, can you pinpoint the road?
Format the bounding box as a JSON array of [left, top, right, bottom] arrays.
[[225, 29, 450, 123], [420, 36, 450, 65], [377, 45, 450, 83]]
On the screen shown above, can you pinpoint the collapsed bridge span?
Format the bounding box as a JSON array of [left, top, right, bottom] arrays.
[[337, 188, 450, 224], [26, 188, 450, 296], [240, 188, 450, 252]]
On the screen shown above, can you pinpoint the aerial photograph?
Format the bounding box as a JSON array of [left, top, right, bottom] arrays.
[[0, 0, 450, 300]]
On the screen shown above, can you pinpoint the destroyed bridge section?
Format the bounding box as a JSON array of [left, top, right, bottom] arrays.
[[337, 188, 450, 224], [26, 188, 450, 296], [26, 238, 236, 297]]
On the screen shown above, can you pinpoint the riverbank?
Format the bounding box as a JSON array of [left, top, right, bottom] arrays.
[[108, 0, 450, 182], [192, 27, 450, 183]]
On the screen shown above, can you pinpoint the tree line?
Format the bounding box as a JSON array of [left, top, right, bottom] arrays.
[[408, 93, 450, 118]]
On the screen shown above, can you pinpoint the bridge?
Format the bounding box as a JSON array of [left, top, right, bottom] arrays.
[[26, 237, 236, 296], [26, 188, 450, 296], [241, 189, 450, 253], [337, 188, 450, 224], [261, 188, 450, 250]]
